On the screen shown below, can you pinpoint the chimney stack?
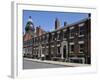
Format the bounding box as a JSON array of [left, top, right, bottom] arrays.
[[55, 18, 60, 30], [88, 13, 91, 18], [64, 22, 67, 27]]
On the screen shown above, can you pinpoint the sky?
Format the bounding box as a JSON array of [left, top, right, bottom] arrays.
[[23, 10, 89, 33]]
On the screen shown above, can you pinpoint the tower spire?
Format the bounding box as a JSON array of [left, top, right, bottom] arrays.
[[25, 16, 35, 32], [28, 16, 33, 22]]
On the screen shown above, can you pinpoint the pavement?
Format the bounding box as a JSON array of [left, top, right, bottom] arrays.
[[24, 58, 90, 68], [23, 58, 68, 69]]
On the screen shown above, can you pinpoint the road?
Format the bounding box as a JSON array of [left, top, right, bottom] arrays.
[[23, 58, 69, 69]]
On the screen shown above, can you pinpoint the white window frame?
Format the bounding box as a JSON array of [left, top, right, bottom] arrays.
[[79, 41, 84, 53], [78, 23, 85, 27], [78, 24, 85, 37], [51, 33, 55, 41], [63, 29, 67, 40], [57, 32, 60, 41], [69, 26, 74, 39]]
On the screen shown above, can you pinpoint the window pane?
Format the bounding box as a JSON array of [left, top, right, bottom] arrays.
[[79, 44, 84, 52], [70, 45, 74, 53]]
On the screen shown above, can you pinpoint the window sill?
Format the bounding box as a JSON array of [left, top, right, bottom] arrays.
[[79, 52, 84, 53], [69, 37, 74, 39], [78, 35, 84, 37]]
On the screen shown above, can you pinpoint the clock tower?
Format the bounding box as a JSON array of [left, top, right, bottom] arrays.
[[25, 16, 35, 36]]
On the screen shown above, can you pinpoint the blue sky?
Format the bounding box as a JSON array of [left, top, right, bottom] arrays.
[[23, 10, 89, 33]]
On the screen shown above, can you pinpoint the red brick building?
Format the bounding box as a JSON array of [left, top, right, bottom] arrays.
[[23, 14, 91, 64]]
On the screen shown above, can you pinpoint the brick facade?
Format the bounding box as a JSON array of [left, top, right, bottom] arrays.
[[23, 15, 91, 64]]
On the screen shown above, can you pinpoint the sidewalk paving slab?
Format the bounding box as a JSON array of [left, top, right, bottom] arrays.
[[24, 58, 90, 67]]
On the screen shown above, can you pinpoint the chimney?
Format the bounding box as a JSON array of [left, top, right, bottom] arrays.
[[88, 13, 91, 18], [64, 22, 67, 27], [36, 26, 45, 36], [36, 27, 39, 36], [55, 18, 60, 30]]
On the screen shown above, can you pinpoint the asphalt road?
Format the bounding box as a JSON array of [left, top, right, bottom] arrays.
[[23, 58, 68, 69]]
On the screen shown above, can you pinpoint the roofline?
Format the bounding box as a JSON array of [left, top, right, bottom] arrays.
[[50, 17, 90, 33], [25, 17, 90, 39]]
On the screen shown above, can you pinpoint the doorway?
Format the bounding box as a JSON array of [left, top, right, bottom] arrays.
[[61, 41, 68, 59], [63, 46, 66, 58]]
